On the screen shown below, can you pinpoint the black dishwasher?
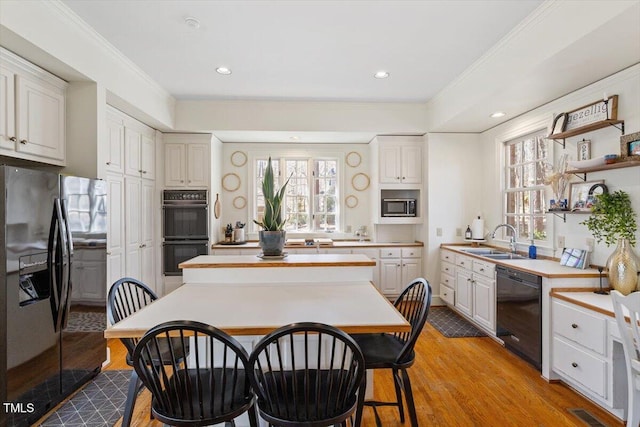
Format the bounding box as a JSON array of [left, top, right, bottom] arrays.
[[496, 265, 542, 370]]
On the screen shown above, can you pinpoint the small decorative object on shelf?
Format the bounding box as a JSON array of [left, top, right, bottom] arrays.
[[569, 180, 604, 212], [620, 131, 640, 161], [544, 153, 571, 211], [577, 139, 591, 161]]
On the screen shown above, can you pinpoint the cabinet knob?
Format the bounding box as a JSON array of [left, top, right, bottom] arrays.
[[571, 362, 578, 368], [402, 176, 406, 179], [20, 139, 27, 144], [106, 251, 111, 255], [142, 170, 147, 174], [396, 176, 400, 180], [397, 264, 401, 267], [460, 261, 465, 265], [139, 243, 146, 248], [9, 136, 17, 142], [181, 180, 184, 183], [480, 268, 485, 272], [571, 323, 578, 329], [138, 169, 143, 173], [106, 161, 111, 165]]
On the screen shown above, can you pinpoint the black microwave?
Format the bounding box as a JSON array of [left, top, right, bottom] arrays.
[[381, 198, 417, 217]]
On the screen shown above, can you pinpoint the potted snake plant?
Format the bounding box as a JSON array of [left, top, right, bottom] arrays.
[[254, 157, 291, 256]]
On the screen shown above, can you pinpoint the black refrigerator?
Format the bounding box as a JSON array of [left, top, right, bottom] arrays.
[[0, 166, 108, 427]]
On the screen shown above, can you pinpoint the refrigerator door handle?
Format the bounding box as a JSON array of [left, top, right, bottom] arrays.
[[59, 199, 73, 329], [47, 198, 68, 332]]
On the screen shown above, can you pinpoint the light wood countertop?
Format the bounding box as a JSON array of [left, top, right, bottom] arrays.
[[441, 244, 602, 278], [179, 253, 376, 269], [212, 241, 424, 249]]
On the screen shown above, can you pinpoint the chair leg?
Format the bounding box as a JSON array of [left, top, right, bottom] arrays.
[[400, 368, 418, 427], [393, 368, 405, 422], [354, 380, 366, 427], [247, 403, 259, 427], [628, 386, 640, 427], [122, 370, 141, 427]]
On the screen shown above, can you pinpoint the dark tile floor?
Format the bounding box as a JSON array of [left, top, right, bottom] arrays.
[[40, 370, 129, 426], [427, 306, 486, 338]]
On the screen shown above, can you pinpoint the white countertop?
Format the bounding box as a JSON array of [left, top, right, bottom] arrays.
[[441, 245, 602, 278], [105, 281, 410, 338]]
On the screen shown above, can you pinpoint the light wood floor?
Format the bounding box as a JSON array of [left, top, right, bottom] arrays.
[[104, 322, 624, 427]]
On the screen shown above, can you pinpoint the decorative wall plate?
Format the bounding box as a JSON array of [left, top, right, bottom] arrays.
[[233, 195, 247, 209], [345, 195, 358, 208], [222, 173, 241, 192], [231, 151, 247, 167], [352, 173, 370, 191], [346, 151, 361, 168]]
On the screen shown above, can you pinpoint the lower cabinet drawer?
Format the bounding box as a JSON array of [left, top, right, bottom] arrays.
[[441, 284, 455, 305], [440, 271, 454, 289], [441, 261, 455, 276], [553, 336, 607, 399], [553, 300, 607, 355]]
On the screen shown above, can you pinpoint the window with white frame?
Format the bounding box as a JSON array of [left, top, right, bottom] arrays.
[[503, 130, 549, 243], [253, 156, 340, 233]]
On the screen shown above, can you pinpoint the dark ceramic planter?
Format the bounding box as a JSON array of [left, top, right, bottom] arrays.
[[259, 230, 286, 256]]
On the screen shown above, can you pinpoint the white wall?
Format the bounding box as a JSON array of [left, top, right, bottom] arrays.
[[479, 64, 640, 266], [425, 133, 483, 296]]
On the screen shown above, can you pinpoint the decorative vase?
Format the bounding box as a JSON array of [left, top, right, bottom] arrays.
[[258, 230, 286, 256], [606, 238, 640, 295]]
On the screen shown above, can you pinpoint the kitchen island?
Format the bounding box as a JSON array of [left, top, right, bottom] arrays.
[[179, 253, 376, 284]]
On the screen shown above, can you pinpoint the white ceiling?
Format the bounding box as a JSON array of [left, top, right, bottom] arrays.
[[60, 0, 640, 142]]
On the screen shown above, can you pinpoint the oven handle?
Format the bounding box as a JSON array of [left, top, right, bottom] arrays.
[[162, 204, 209, 208], [163, 241, 209, 245]]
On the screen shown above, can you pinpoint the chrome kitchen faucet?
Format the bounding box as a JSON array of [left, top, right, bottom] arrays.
[[491, 224, 518, 253]]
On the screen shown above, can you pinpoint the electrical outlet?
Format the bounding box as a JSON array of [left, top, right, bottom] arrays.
[[436, 227, 443, 237], [456, 228, 462, 237], [586, 238, 595, 252], [557, 235, 565, 249]]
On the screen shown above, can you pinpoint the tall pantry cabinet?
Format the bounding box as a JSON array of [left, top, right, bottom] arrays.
[[105, 106, 157, 293]]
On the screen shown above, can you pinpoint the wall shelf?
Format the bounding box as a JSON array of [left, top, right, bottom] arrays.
[[547, 210, 590, 223], [547, 119, 625, 148], [569, 159, 640, 181]]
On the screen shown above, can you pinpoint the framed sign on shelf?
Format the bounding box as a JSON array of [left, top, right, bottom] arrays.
[[569, 180, 604, 212], [564, 95, 617, 132]]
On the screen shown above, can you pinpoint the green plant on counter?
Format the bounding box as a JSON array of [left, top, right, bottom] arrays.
[[253, 157, 291, 231], [581, 190, 637, 247]]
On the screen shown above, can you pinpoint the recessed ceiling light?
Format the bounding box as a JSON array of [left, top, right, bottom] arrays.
[[290, 136, 300, 141], [216, 67, 232, 75], [184, 17, 200, 29], [490, 111, 506, 118], [374, 71, 390, 79]]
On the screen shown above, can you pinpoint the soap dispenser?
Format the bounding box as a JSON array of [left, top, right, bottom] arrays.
[[464, 225, 472, 240], [528, 240, 537, 259]]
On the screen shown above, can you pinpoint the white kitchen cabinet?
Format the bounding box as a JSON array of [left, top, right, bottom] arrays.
[[440, 250, 455, 306], [354, 248, 380, 290], [124, 176, 156, 287], [378, 141, 422, 184], [0, 48, 66, 165], [106, 173, 125, 289], [471, 259, 495, 331], [125, 126, 155, 179], [71, 248, 106, 302], [446, 250, 496, 333], [379, 247, 422, 297], [105, 110, 125, 174], [164, 134, 211, 188], [552, 299, 609, 400]]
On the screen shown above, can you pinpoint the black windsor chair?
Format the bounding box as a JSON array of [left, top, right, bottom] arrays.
[[132, 320, 258, 426], [351, 278, 432, 427], [107, 277, 189, 426], [248, 322, 366, 427]]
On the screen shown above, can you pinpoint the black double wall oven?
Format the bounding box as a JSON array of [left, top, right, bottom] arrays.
[[162, 190, 209, 276]]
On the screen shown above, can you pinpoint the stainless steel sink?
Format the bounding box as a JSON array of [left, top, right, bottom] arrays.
[[460, 248, 504, 255], [482, 253, 527, 260]]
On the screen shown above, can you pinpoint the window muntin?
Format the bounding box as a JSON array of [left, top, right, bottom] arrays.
[[253, 156, 340, 233], [503, 131, 549, 242]]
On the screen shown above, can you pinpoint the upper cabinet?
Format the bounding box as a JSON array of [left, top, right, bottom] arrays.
[[164, 134, 211, 188], [124, 122, 156, 180], [0, 48, 67, 166], [105, 110, 125, 174], [378, 139, 422, 184]]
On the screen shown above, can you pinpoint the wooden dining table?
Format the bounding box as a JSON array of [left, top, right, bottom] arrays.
[[104, 280, 410, 339]]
